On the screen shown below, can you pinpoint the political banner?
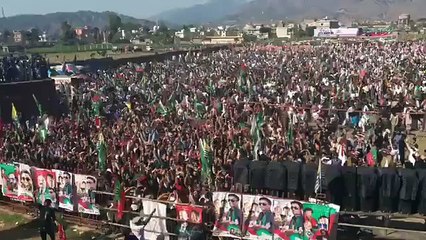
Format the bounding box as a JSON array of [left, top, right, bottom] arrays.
[[54, 169, 74, 211], [176, 204, 205, 240], [32, 167, 57, 206], [75, 174, 99, 215], [212, 192, 243, 238], [245, 195, 275, 240], [176, 204, 203, 224], [272, 199, 340, 240], [17, 163, 34, 202], [0, 163, 19, 199], [142, 200, 169, 240]]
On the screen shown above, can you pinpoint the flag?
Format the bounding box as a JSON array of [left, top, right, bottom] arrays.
[[32, 94, 43, 116], [114, 178, 126, 221], [314, 161, 324, 194], [11, 103, 18, 122], [97, 133, 107, 172], [157, 100, 169, 117], [199, 139, 213, 184], [250, 113, 264, 160], [194, 101, 206, 119]]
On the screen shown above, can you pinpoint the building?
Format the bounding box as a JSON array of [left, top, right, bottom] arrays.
[[201, 36, 243, 45], [313, 28, 360, 38], [13, 31, 24, 43], [276, 27, 292, 39], [398, 14, 410, 27], [301, 18, 339, 30]]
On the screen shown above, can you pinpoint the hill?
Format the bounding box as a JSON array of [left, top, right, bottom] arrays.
[[153, 0, 248, 25], [156, 0, 426, 25], [0, 11, 155, 33]]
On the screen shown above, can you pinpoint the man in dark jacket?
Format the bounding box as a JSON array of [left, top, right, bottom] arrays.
[[39, 199, 56, 240]]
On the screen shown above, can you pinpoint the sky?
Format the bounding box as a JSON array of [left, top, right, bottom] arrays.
[[1, 0, 209, 18]]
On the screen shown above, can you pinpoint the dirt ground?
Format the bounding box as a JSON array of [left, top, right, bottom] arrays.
[[0, 208, 116, 240]]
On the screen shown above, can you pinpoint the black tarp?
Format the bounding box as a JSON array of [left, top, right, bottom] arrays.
[[233, 159, 251, 186], [282, 161, 301, 194], [341, 166, 357, 211], [264, 161, 287, 191], [357, 167, 379, 212], [378, 168, 400, 212], [398, 168, 419, 214], [249, 161, 268, 190]]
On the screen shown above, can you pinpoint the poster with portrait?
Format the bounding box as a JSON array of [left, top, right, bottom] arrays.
[[75, 174, 99, 215], [0, 163, 19, 199], [17, 164, 35, 202], [212, 192, 243, 238], [176, 204, 204, 239], [32, 167, 57, 207], [54, 169, 74, 211], [245, 195, 275, 240], [272, 199, 340, 240]]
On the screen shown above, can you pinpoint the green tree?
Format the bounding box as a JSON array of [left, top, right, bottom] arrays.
[[61, 21, 76, 45], [243, 34, 257, 42], [26, 28, 41, 45], [108, 14, 122, 41], [1, 30, 12, 43]]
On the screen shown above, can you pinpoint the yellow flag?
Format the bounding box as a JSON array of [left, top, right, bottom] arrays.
[[11, 103, 18, 121]]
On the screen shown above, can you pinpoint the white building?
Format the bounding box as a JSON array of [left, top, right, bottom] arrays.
[[276, 27, 292, 39]]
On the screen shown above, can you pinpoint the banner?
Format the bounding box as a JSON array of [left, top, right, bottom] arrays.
[[54, 169, 74, 211], [32, 167, 57, 206], [142, 200, 169, 240], [176, 204, 205, 239], [176, 204, 203, 224], [272, 199, 340, 240], [212, 192, 340, 240], [75, 174, 99, 215], [212, 191, 243, 237], [17, 164, 35, 202], [245, 195, 275, 240], [0, 163, 19, 199]]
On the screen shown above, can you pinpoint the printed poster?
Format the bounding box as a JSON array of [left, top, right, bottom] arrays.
[[75, 174, 99, 215], [212, 192, 243, 238], [17, 163, 35, 202], [32, 167, 57, 207], [176, 204, 203, 224], [0, 163, 19, 199], [54, 169, 74, 211], [245, 195, 275, 240], [142, 200, 169, 240], [176, 204, 205, 239], [272, 199, 340, 240]]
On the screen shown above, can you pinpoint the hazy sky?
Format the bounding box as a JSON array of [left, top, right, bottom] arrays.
[[1, 0, 209, 18]]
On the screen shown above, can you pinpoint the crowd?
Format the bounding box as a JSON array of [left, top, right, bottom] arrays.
[[1, 40, 426, 226]]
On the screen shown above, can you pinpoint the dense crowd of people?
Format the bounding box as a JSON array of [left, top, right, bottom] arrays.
[[2, 39, 426, 216]]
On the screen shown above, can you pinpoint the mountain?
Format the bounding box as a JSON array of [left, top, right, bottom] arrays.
[[152, 0, 248, 25], [229, 0, 426, 22], [156, 0, 426, 25], [0, 11, 155, 33]]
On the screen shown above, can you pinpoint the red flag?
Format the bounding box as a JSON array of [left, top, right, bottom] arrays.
[[114, 178, 126, 220], [57, 224, 67, 240]]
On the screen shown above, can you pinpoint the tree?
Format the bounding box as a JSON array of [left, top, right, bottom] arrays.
[[243, 34, 257, 42], [1, 30, 12, 43], [61, 21, 76, 45], [108, 14, 122, 41], [27, 28, 41, 45]]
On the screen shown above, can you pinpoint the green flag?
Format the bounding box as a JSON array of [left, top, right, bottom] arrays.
[[97, 133, 107, 172], [32, 94, 43, 116], [157, 100, 169, 116], [250, 113, 264, 160], [194, 101, 206, 119], [200, 139, 213, 184]]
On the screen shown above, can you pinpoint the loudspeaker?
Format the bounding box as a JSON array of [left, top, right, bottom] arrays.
[[249, 161, 268, 190], [357, 167, 378, 212], [265, 161, 287, 191], [341, 166, 357, 211], [378, 168, 400, 213], [416, 169, 426, 215], [398, 168, 419, 214], [233, 159, 251, 186], [302, 162, 317, 198], [282, 161, 301, 196]]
